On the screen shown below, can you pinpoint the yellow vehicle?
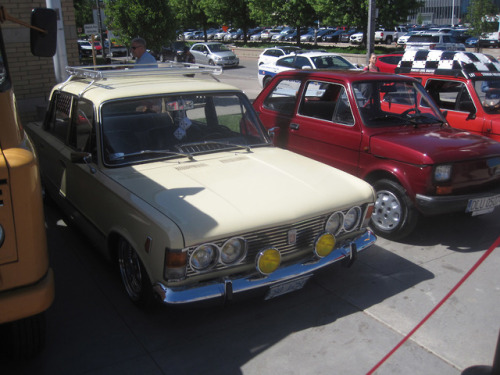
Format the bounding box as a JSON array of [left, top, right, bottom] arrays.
[[0, 6, 56, 357]]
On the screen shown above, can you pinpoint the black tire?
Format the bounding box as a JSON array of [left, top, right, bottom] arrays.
[[1, 313, 46, 359], [117, 237, 155, 307], [386, 36, 393, 45], [371, 179, 419, 240], [208, 60, 215, 66]]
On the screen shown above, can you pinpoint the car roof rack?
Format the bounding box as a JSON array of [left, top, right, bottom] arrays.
[[396, 50, 500, 78], [60, 62, 223, 96]]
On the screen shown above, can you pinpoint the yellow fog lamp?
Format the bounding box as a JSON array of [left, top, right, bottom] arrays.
[[256, 248, 281, 275], [315, 233, 336, 258]]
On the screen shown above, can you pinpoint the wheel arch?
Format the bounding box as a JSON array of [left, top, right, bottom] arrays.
[[363, 167, 415, 202]]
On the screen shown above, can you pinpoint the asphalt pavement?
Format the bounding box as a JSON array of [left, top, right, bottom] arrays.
[[1, 47, 499, 375]]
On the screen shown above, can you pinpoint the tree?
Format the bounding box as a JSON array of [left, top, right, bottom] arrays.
[[313, 0, 423, 46], [74, 0, 95, 30], [248, 0, 317, 45], [104, 0, 177, 51], [465, 0, 499, 51], [170, 0, 210, 40]]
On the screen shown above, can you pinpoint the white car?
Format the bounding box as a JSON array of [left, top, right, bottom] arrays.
[[350, 32, 364, 44], [258, 51, 360, 87], [257, 46, 302, 66]]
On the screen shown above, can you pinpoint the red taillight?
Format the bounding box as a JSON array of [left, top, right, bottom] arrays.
[[430, 44, 436, 49]]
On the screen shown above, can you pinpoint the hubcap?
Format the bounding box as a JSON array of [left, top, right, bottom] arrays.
[[372, 189, 402, 231], [118, 241, 143, 301]]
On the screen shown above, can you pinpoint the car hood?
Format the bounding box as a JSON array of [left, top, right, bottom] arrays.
[[104, 147, 374, 245], [210, 51, 236, 58], [369, 126, 500, 164]]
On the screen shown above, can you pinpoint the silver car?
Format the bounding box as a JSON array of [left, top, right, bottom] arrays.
[[190, 42, 239, 67]]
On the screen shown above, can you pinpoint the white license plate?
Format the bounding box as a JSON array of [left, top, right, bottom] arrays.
[[265, 276, 311, 300], [466, 194, 500, 216]]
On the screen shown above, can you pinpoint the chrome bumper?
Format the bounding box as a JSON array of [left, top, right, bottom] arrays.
[[154, 230, 376, 305]]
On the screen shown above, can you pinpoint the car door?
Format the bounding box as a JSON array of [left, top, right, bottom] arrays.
[[190, 45, 207, 64], [257, 78, 362, 176], [423, 78, 485, 135], [29, 91, 72, 201]]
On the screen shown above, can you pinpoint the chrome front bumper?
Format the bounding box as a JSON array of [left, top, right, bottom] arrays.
[[153, 230, 376, 305]]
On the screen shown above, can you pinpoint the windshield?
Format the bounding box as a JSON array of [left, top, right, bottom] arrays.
[[353, 80, 445, 127], [474, 78, 500, 113], [100, 93, 271, 166], [311, 55, 357, 69], [208, 44, 230, 52]]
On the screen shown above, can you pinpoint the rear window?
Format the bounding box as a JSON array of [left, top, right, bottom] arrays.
[[408, 35, 439, 43]]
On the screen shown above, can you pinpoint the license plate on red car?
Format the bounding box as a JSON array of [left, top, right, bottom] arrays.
[[466, 194, 500, 216], [265, 275, 311, 300]]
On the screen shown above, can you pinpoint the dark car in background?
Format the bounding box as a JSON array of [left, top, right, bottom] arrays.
[[158, 41, 189, 62]]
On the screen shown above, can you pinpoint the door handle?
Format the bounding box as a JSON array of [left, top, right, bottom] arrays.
[[290, 123, 300, 130]]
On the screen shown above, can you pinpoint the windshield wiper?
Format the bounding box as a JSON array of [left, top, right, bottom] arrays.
[[178, 141, 253, 153], [405, 113, 445, 127], [109, 149, 195, 161]]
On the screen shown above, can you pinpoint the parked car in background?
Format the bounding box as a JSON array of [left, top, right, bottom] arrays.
[[190, 42, 239, 67], [479, 31, 500, 48], [258, 51, 359, 87], [465, 36, 479, 48], [253, 69, 500, 239], [260, 27, 283, 41], [375, 53, 403, 73], [374, 26, 407, 44], [106, 41, 128, 57], [397, 49, 500, 142], [224, 29, 245, 41], [258, 46, 302, 66], [78, 40, 93, 58], [273, 28, 295, 42], [350, 32, 364, 44], [26, 64, 377, 308], [396, 31, 419, 47], [250, 28, 268, 41], [340, 29, 359, 43], [404, 32, 465, 51], [323, 29, 345, 43], [158, 41, 189, 62]]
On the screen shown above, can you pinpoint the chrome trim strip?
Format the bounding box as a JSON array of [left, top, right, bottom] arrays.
[[153, 230, 376, 305]]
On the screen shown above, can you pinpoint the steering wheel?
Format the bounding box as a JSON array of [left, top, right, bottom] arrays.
[[401, 108, 420, 116]]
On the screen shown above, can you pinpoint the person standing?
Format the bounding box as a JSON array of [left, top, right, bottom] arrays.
[[363, 53, 380, 72], [131, 37, 158, 68]]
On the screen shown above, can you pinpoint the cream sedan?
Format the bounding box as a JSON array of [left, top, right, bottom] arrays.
[[27, 64, 376, 307]]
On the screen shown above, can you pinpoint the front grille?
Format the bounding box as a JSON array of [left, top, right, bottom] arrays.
[[184, 207, 366, 278]]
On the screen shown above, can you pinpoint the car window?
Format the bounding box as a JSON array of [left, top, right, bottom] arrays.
[[262, 79, 301, 115], [276, 56, 295, 68], [474, 79, 500, 112], [424, 79, 474, 112], [47, 91, 72, 142], [69, 99, 95, 152], [353, 80, 441, 127], [295, 56, 310, 69], [299, 81, 354, 125], [311, 55, 356, 69], [100, 93, 269, 166]]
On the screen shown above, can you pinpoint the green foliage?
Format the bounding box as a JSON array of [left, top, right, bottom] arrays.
[[73, 0, 94, 29], [104, 0, 177, 51], [465, 0, 499, 37]]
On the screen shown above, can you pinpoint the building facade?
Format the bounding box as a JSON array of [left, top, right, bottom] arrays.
[[2, 0, 78, 122], [409, 0, 500, 25]]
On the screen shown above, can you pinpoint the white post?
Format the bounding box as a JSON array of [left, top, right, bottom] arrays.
[[46, 0, 69, 82]]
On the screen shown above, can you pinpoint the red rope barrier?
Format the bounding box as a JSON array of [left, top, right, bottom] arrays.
[[367, 235, 500, 375]]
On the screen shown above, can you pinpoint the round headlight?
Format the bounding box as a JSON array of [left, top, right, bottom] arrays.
[[190, 244, 218, 271], [344, 207, 361, 232], [326, 211, 343, 235], [256, 248, 281, 275], [315, 233, 336, 258], [221, 237, 247, 265]]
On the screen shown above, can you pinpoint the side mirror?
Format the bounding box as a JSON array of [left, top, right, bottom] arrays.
[[30, 8, 57, 57], [467, 111, 476, 120]]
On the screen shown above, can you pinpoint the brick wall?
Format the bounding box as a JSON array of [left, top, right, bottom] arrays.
[[2, 0, 78, 122]]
